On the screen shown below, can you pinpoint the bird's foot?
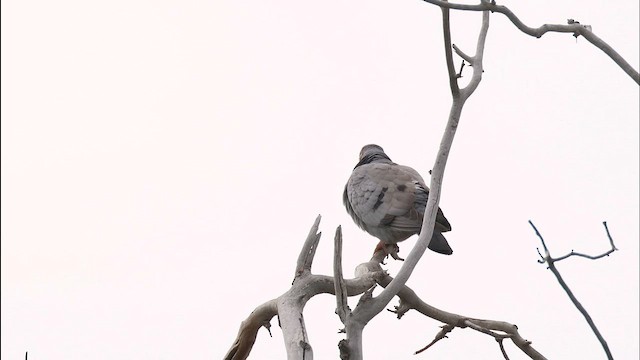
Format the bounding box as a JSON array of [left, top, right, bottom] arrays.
[[385, 244, 404, 261], [373, 241, 404, 263]]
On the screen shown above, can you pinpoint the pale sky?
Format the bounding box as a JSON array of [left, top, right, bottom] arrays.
[[1, 1, 638, 359]]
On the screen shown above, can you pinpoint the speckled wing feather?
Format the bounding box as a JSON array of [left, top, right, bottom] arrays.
[[396, 164, 452, 232], [344, 162, 451, 241]]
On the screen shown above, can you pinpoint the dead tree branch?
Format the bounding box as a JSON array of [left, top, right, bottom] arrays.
[[414, 324, 455, 354], [333, 226, 350, 325], [441, 1, 460, 96], [420, 0, 640, 84], [372, 263, 547, 360], [529, 220, 616, 360], [224, 299, 278, 360], [226, 215, 547, 359], [224, 215, 381, 360], [536, 221, 618, 263]]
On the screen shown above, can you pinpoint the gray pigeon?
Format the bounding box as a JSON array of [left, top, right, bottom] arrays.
[[343, 144, 453, 255]]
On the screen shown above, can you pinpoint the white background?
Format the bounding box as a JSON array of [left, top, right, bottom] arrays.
[[2, 1, 638, 359]]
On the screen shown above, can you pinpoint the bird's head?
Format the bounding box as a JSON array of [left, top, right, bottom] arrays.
[[355, 144, 392, 168], [359, 144, 386, 160]]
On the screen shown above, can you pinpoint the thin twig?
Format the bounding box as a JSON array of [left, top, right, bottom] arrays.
[[455, 60, 466, 78], [459, 8, 489, 98], [452, 44, 473, 64], [415, 324, 455, 354], [552, 221, 618, 262]]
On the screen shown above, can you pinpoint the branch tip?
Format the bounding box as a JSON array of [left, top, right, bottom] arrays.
[[415, 324, 455, 354], [295, 215, 323, 279], [334, 225, 350, 323]]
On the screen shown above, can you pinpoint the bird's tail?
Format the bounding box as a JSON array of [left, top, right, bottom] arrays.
[[428, 232, 453, 255]]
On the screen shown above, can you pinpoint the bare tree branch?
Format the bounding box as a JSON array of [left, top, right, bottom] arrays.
[[334, 226, 350, 324], [295, 214, 322, 279], [374, 0, 490, 317], [452, 45, 473, 65], [371, 265, 547, 359], [455, 60, 466, 78], [419, 0, 640, 84], [546, 222, 618, 262], [459, 7, 489, 98], [224, 216, 380, 360], [441, 1, 460, 96], [335, 8, 492, 360], [529, 220, 615, 360], [224, 300, 279, 360]]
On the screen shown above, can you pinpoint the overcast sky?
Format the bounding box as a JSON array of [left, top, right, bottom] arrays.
[[2, 1, 638, 359]]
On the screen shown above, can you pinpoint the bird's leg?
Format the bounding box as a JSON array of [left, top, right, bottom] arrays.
[[373, 241, 405, 262], [372, 241, 388, 264]]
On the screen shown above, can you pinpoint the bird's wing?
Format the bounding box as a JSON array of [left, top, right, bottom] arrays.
[[346, 163, 452, 234], [397, 164, 452, 232]]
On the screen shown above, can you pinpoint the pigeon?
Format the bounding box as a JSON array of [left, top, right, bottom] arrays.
[[343, 144, 453, 256]]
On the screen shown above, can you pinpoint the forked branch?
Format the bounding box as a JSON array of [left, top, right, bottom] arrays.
[[529, 220, 616, 360], [224, 216, 380, 360]]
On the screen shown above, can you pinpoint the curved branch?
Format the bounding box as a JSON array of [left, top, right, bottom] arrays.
[[371, 262, 547, 359], [363, 2, 491, 320], [335, 12, 493, 360], [420, 0, 640, 84], [224, 300, 278, 360]]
